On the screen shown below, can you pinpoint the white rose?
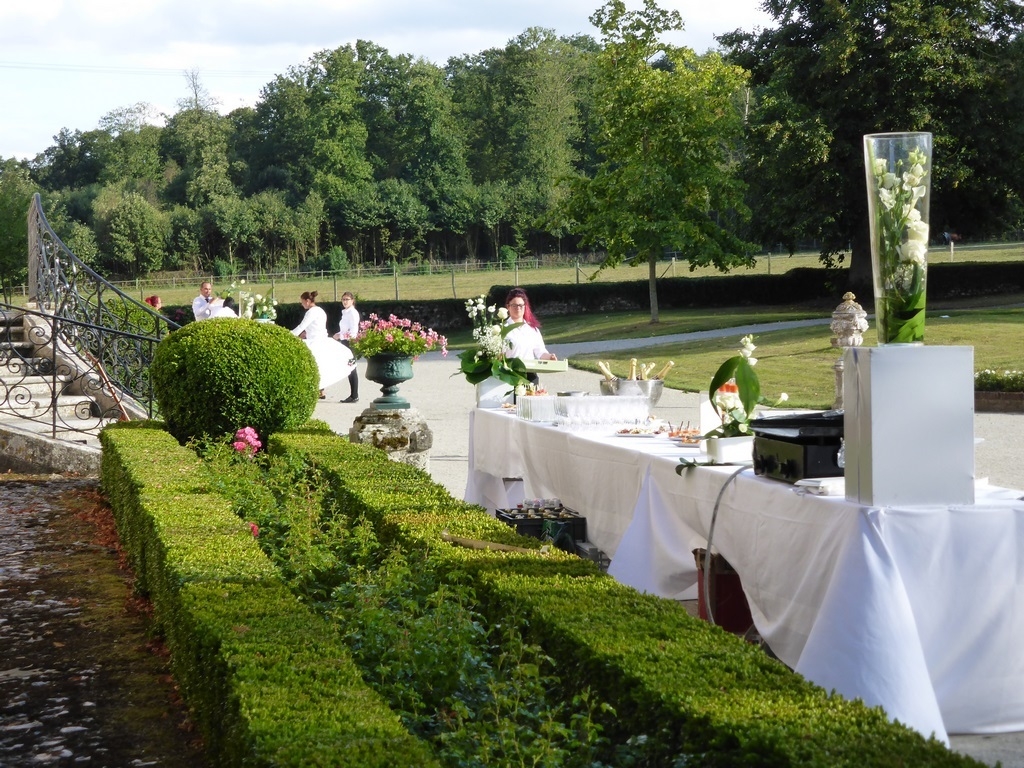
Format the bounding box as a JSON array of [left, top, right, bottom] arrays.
[[898, 239, 928, 265], [497, 307, 508, 320], [907, 219, 929, 243]]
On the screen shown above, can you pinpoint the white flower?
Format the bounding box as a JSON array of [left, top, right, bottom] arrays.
[[714, 389, 742, 414], [497, 307, 508, 320], [877, 187, 896, 210], [778, 393, 789, 403], [738, 335, 757, 366], [898, 238, 928, 265], [907, 218, 929, 243]]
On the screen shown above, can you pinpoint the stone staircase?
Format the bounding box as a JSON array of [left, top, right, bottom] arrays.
[[0, 308, 109, 474]]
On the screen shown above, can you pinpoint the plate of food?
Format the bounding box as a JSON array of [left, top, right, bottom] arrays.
[[614, 426, 662, 437], [667, 427, 703, 445]]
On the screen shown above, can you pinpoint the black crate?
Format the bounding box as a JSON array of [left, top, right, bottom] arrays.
[[496, 507, 587, 543], [495, 509, 545, 539], [541, 508, 587, 542]]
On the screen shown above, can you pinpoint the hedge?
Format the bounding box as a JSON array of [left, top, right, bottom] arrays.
[[100, 422, 983, 767], [99, 424, 440, 768], [266, 432, 981, 767]]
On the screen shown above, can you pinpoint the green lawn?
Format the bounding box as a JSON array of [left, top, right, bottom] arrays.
[[569, 307, 1024, 409], [103, 242, 1024, 308]]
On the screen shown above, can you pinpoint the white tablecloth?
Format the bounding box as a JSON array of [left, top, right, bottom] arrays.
[[464, 408, 1024, 743]]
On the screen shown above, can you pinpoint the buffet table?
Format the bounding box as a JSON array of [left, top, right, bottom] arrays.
[[464, 407, 1024, 744]]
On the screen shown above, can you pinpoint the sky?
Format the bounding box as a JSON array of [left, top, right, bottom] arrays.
[[0, 0, 773, 161]]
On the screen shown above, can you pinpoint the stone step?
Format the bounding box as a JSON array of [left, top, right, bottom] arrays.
[[0, 376, 74, 398], [0, 340, 35, 355], [0, 309, 24, 326], [0, 393, 102, 421], [0, 416, 105, 447], [0, 312, 110, 452], [0, 357, 57, 377]]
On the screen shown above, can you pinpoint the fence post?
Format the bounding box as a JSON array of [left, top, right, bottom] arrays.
[[394, 262, 399, 300], [333, 274, 338, 301], [515, 261, 519, 287], [576, 260, 580, 285], [451, 267, 456, 299]]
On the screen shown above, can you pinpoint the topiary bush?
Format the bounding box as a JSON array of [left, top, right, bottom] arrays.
[[151, 318, 319, 443]]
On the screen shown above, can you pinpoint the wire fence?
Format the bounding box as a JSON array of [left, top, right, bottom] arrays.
[[8, 241, 1023, 302]]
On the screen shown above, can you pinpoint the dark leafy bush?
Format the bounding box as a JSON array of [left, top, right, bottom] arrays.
[[151, 318, 318, 442]]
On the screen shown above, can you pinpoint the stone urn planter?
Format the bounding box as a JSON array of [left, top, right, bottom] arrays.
[[364, 353, 414, 410]]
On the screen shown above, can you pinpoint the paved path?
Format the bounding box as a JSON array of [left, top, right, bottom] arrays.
[[313, 325, 1024, 767]]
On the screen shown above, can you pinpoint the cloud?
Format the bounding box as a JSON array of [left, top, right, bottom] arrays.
[[0, 0, 772, 158]]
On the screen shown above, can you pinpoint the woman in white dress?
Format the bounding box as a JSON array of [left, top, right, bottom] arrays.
[[291, 290, 353, 398]]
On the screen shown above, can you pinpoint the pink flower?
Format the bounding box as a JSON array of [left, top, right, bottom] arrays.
[[248, 521, 259, 537]]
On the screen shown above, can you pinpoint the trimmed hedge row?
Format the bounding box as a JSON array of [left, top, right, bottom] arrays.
[[100, 422, 982, 766], [98, 424, 440, 768], [267, 432, 981, 767]]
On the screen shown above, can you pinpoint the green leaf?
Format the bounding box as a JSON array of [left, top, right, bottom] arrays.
[[733, 357, 760, 417], [707, 355, 741, 416]]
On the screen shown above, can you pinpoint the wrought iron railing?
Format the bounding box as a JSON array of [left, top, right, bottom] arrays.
[[25, 193, 178, 424], [0, 303, 165, 438]]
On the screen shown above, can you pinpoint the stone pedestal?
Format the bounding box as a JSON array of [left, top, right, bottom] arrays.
[[348, 407, 432, 472]]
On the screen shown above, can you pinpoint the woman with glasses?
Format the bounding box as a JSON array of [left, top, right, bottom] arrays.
[[504, 288, 557, 383], [332, 291, 360, 403]]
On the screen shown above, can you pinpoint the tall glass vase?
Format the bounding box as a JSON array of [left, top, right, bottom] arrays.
[[863, 132, 932, 344]]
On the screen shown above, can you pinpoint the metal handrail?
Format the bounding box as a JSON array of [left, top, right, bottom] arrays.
[[26, 194, 178, 422], [0, 303, 163, 438]]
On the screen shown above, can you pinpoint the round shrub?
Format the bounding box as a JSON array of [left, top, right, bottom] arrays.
[[151, 318, 319, 443]]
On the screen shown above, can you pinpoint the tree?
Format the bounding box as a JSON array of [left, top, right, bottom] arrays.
[[0, 159, 34, 302], [557, 0, 752, 322], [30, 128, 110, 191], [98, 103, 164, 190], [105, 192, 167, 276], [447, 29, 595, 258], [356, 41, 474, 260], [161, 97, 236, 208], [720, 0, 1024, 288]]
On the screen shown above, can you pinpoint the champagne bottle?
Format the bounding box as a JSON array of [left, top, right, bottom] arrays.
[[653, 360, 675, 380]]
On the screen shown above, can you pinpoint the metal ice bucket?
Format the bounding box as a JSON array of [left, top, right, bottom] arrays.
[[599, 378, 664, 408]]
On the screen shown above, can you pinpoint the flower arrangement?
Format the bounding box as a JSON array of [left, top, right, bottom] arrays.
[[705, 335, 787, 438], [249, 291, 278, 320], [456, 295, 530, 388], [865, 135, 931, 343], [350, 313, 447, 359], [226, 280, 278, 320]]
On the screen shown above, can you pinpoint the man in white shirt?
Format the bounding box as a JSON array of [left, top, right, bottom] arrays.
[[192, 281, 222, 321]]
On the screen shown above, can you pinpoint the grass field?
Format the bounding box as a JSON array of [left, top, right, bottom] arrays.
[[106, 242, 1024, 308], [569, 307, 1024, 409]]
